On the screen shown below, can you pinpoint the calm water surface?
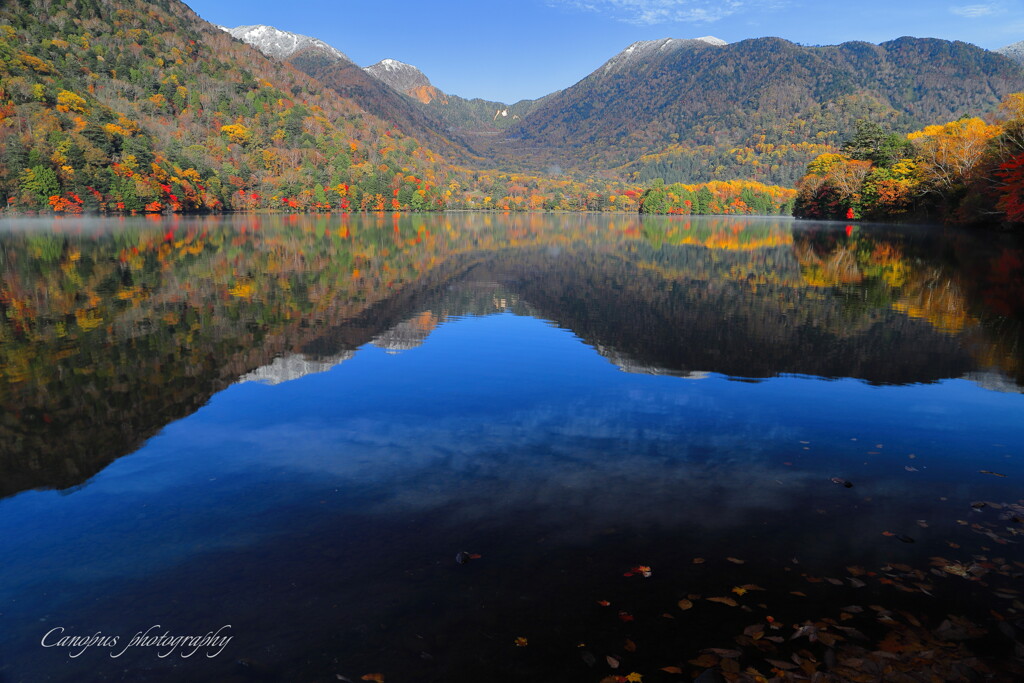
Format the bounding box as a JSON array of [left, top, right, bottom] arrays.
[[0, 213, 1023, 682]]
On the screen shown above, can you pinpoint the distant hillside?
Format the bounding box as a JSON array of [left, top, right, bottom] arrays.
[[360, 57, 552, 142], [221, 25, 480, 163], [998, 40, 1024, 65], [499, 36, 1024, 184]]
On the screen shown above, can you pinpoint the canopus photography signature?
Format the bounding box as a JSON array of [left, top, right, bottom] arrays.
[[40, 624, 233, 659]]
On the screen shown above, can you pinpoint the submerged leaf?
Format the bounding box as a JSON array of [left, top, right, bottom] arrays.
[[678, 599, 694, 611], [707, 596, 739, 607]]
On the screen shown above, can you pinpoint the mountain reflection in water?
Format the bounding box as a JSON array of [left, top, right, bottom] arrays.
[[1, 214, 1020, 499], [1, 214, 1023, 682]]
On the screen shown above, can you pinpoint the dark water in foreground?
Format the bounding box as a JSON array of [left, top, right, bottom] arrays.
[[0, 213, 1023, 682]]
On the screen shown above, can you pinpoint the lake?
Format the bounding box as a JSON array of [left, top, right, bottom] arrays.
[[1, 213, 1023, 682]]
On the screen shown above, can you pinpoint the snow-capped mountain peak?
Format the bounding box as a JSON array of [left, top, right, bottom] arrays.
[[601, 36, 727, 74], [996, 40, 1024, 65], [364, 59, 432, 94], [220, 24, 350, 63]]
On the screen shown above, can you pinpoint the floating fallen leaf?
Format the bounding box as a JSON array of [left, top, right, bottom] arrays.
[[692, 557, 705, 564], [624, 639, 636, 653], [688, 653, 719, 667], [514, 637, 528, 647], [727, 557, 745, 564], [625, 674, 642, 682], [830, 477, 853, 488], [678, 599, 693, 611], [361, 675, 384, 683], [743, 623, 765, 637], [606, 655, 620, 669], [790, 591, 807, 597], [916, 520, 929, 528], [731, 586, 748, 595], [618, 611, 634, 622], [905, 466, 918, 472], [597, 600, 611, 607], [623, 565, 652, 578], [881, 531, 895, 537], [765, 659, 798, 670], [980, 470, 1007, 477], [707, 596, 739, 607], [660, 666, 683, 674]]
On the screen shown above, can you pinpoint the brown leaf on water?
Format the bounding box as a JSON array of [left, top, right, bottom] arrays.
[[678, 599, 694, 611], [826, 578, 845, 586], [660, 666, 683, 674], [606, 655, 620, 669], [361, 675, 384, 683], [597, 600, 611, 607], [739, 583, 765, 591], [727, 557, 746, 564], [707, 596, 739, 607], [743, 623, 765, 638], [692, 557, 705, 564], [624, 639, 637, 653], [846, 566, 866, 576], [980, 470, 1007, 477], [704, 648, 742, 658], [816, 632, 841, 647], [688, 653, 719, 668], [790, 591, 807, 597], [765, 659, 798, 670]]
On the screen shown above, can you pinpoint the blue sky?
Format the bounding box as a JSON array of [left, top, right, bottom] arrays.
[[186, 0, 1024, 102]]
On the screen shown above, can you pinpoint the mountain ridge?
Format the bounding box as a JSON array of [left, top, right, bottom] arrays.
[[220, 24, 350, 63]]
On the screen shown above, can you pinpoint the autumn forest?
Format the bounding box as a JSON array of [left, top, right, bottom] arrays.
[[1, 0, 1023, 230]]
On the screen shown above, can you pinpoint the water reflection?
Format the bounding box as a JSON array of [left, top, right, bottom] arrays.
[[2, 214, 1024, 682], [1, 214, 1022, 499]]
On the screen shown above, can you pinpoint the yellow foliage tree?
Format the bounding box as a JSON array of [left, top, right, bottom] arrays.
[[907, 118, 1001, 192], [55, 89, 88, 114], [220, 124, 252, 145]]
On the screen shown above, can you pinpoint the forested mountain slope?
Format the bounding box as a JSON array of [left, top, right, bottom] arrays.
[[500, 37, 1024, 184], [0, 0, 458, 212]]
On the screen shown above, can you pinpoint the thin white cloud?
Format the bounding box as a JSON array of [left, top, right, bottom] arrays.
[[551, 0, 755, 25], [950, 3, 1000, 18]]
